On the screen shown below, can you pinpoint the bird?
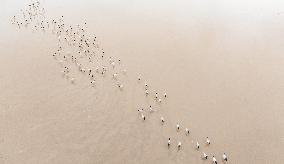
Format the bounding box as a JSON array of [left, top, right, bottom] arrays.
[[141, 114, 146, 121], [178, 142, 182, 150], [196, 142, 200, 150], [212, 156, 218, 164], [222, 153, 228, 162], [176, 123, 180, 131], [145, 90, 149, 96], [137, 108, 143, 113], [202, 152, 208, 159], [88, 68, 91, 74], [145, 82, 148, 88], [149, 106, 153, 113], [113, 73, 118, 80], [185, 128, 190, 135], [168, 138, 171, 148], [158, 98, 162, 103], [118, 84, 123, 89], [52, 52, 57, 58], [164, 93, 167, 98], [161, 117, 165, 124], [91, 80, 95, 86], [206, 137, 211, 145], [64, 67, 69, 73]]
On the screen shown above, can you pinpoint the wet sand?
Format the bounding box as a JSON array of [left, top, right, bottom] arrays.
[[0, 0, 284, 163]]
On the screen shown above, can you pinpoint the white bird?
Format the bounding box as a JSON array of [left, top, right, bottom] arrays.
[[202, 152, 208, 159], [118, 84, 123, 89], [63, 55, 67, 61], [145, 83, 148, 88], [149, 106, 153, 113], [222, 153, 228, 162], [52, 53, 57, 59], [91, 80, 95, 86], [164, 93, 167, 98], [138, 108, 144, 113], [206, 137, 211, 145], [185, 128, 190, 135], [168, 138, 171, 148], [158, 98, 162, 103], [178, 142, 182, 150], [113, 73, 118, 80], [212, 156, 217, 164], [145, 90, 149, 96], [141, 114, 146, 120], [196, 142, 200, 150], [176, 123, 180, 131], [64, 67, 69, 73], [161, 117, 164, 124], [102, 66, 107, 73]]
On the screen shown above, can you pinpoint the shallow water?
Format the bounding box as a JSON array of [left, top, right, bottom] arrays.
[[0, 0, 284, 163]]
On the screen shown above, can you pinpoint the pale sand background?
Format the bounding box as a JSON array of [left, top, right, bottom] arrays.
[[1, 0, 284, 163]]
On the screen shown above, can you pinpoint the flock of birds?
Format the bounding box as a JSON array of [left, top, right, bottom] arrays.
[[11, 0, 229, 163]]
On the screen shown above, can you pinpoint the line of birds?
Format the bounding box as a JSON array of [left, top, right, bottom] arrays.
[[12, 0, 229, 163], [136, 77, 228, 163]]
